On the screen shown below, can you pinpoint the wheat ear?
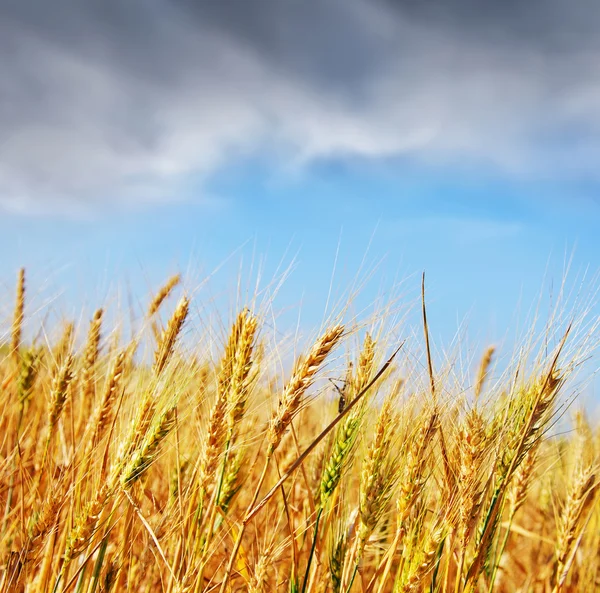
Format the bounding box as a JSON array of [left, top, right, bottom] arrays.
[[268, 325, 345, 454], [147, 274, 181, 318], [153, 296, 189, 375], [80, 308, 103, 404], [474, 346, 495, 400], [11, 268, 25, 365]]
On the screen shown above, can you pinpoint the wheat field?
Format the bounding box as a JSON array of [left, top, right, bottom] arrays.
[[1, 268, 599, 593]]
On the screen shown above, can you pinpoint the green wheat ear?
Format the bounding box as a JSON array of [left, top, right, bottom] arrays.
[[320, 411, 362, 507]]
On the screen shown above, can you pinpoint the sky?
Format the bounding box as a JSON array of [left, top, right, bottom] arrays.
[[1, 0, 600, 403]]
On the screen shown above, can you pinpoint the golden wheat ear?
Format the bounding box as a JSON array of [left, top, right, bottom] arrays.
[[268, 324, 345, 455], [80, 308, 103, 401], [147, 273, 181, 319], [153, 295, 189, 375], [474, 345, 495, 400], [46, 353, 75, 445], [196, 310, 257, 505], [554, 460, 599, 591], [11, 267, 25, 366], [356, 394, 401, 562]]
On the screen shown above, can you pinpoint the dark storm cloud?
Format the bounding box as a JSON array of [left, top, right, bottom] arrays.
[[1, 0, 600, 214], [177, 0, 600, 79], [392, 0, 600, 51], [173, 0, 397, 91]]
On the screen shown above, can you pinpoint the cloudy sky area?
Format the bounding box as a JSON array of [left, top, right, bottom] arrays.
[[1, 0, 600, 396], [3, 0, 600, 211]]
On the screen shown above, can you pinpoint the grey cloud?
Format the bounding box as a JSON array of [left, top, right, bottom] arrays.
[[1, 0, 600, 214], [383, 0, 600, 52], [173, 0, 398, 93]]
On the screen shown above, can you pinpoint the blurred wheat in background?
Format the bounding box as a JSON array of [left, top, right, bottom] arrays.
[[1, 268, 599, 593]]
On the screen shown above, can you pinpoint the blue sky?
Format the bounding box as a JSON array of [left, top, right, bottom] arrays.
[[1, 0, 600, 406], [3, 160, 598, 353]]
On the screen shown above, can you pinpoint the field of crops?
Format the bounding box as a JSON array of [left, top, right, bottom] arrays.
[[1, 269, 599, 592]]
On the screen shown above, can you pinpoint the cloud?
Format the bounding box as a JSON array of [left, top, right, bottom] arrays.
[[1, 0, 600, 214]]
